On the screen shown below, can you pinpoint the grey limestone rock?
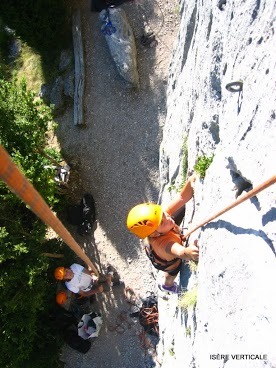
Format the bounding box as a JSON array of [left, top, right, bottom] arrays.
[[59, 49, 73, 73], [158, 0, 276, 367], [99, 7, 139, 88], [63, 71, 75, 99], [50, 76, 64, 112]]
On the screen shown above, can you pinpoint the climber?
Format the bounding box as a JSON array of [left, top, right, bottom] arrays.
[[55, 290, 89, 319], [54, 263, 114, 297], [126, 174, 199, 294]]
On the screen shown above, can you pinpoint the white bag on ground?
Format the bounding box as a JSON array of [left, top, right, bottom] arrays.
[[99, 7, 139, 88], [78, 312, 103, 340]]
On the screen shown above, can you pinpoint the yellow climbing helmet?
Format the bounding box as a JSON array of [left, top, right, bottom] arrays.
[[126, 203, 162, 239], [54, 267, 65, 280]]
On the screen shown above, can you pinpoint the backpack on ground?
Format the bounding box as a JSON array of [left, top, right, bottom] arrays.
[[67, 205, 82, 226], [139, 294, 159, 337], [67, 193, 96, 236], [78, 193, 96, 236], [49, 306, 92, 353]]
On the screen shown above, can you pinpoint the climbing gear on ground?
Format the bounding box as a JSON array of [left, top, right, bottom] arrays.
[[101, 11, 116, 35], [78, 194, 96, 236], [127, 203, 162, 238], [158, 282, 178, 294], [0, 145, 99, 276], [67, 193, 96, 236], [126, 290, 159, 336], [225, 81, 243, 92], [56, 291, 67, 305], [138, 293, 159, 336], [144, 242, 180, 271], [123, 288, 160, 363], [127, 291, 159, 336], [55, 267, 65, 280], [183, 175, 276, 239]]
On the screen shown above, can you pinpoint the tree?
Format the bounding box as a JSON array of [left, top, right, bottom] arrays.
[[0, 78, 64, 367]]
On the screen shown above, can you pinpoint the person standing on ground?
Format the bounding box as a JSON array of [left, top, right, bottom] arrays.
[[126, 175, 199, 293], [54, 263, 114, 297]]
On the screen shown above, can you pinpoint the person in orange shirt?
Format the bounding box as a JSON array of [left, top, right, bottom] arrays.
[[126, 175, 199, 293]]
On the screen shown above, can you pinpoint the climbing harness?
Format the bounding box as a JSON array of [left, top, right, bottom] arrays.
[[0, 145, 99, 276], [144, 242, 180, 271]]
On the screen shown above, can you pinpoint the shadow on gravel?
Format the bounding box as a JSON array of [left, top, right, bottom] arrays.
[[59, 235, 158, 368], [53, 2, 178, 366], [55, 0, 169, 262]]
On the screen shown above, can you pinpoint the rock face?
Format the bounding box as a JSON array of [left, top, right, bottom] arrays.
[[158, 0, 276, 367]]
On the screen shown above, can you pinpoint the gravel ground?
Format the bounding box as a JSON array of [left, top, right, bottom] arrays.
[[56, 1, 180, 366]]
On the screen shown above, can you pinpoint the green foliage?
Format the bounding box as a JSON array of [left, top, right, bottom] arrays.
[[168, 180, 176, 193], [168, 339, 175, 356], [186, 326, 191, 337], [0, 78, 65, 367], [194, 154, 214, 178], [0, 78, 60, 202], [0, 1, 73, 364], [178, 286, 198, 312], [189, 260, 198, 273], [169, 347, 175, 356]]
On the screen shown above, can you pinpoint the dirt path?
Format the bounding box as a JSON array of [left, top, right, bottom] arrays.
[[56, 1, 179, 366]]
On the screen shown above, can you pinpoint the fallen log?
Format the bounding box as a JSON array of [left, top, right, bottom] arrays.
[[72, 9, 85, 126]]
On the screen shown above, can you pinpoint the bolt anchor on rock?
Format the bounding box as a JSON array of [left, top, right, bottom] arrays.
[[225, 81, 243, 92]]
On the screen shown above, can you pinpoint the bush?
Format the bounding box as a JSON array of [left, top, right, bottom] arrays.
[[194, 154, 214, 178], [0, 78, 65, 367], [178, 286, 198, 312]]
